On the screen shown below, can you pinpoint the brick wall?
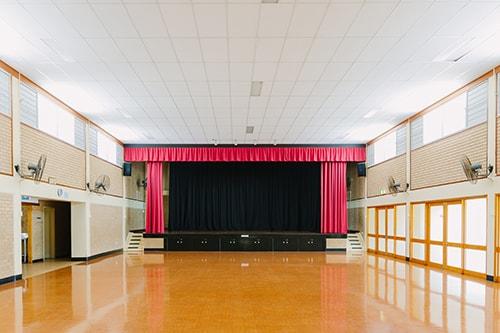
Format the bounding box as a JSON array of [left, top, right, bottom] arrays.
[[0, 193, 14, 280], [411, 123, 487, 190], [0, 114, 12, 175], [347, 163, 365, 200], [127, 207, 145, 232], [89, 155, 123, 197], [124, 162, 145, 201], [367, 154, 406, 197], [90, 204, 123, 256], [21, 124, 86, 189]]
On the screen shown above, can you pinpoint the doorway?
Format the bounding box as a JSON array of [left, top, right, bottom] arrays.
[[21, 199, 72, 276]]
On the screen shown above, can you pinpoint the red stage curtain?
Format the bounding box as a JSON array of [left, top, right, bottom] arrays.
[[125, 146, 365, 162], [146, 162, 164, 233], [321, 162, 347, 234]]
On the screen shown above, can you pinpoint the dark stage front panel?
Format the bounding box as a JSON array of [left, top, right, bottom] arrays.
[[169, 162, 320, 232]]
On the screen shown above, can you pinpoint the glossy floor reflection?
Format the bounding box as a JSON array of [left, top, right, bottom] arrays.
[[0, 252, 497, 332]]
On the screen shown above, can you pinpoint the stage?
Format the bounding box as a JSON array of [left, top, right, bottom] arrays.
[[143, 231, 347, 252]]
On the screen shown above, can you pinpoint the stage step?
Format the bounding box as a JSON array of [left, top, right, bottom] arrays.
[[125, 232, 144, 253], [346, 232, 364, 254]]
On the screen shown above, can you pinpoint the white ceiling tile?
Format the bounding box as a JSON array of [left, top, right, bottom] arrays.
[[23, 4, 80, 39], [115, 39, 151, 62], [258, 4, 294, 38], [131, 62, 162, 82], [306, 38, 342, 62], [126, 4, 168, 38], [255, 38, 285, 62], [377, 2, 432, 37], [252, 63, 277, 82], [193, 4, 227, 37], [437, 2, 499, 38], [106, 62, 140, 81], [145, 82, 171, 97], [157, 62, 184, 81], [298, 63, 327, 81], [209, 82, 230, 96], [342, 62, 375, 81], [87, 38, 126, 62], [347, 3, 397, 37], [291, 82, 315, 96], [180, 63, 207, 81], [357, 37, 399, 62], [144, 38, 177, 62], [79, 62, 115, 81], [188, 82, 210, 96], [160, 4, 197, 37], [58, 3, 108, 38], [318, 3, 361, 37], [229, 39, 256, 62], [274, 62, 302, 81], [228, 4, 259, 37], [92, 4, 138, 38], [287, 4, 327, 37], [205, 63, 229, 81], [331, 37, 370, 62], [172, 39, 203, 62], [229, 63, 253, 81], [200, 38, 228, 62], [321, 62, 352, 81], [280, 38, 313, 62], [271, 82, 294, 96]]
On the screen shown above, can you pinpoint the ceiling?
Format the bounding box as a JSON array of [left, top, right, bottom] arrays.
[[1, 0, 500, 144]]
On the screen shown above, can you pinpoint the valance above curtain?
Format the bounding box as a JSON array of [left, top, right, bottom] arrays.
[[125, 146, 365, 163]]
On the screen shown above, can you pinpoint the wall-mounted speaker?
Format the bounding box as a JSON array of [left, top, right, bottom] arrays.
[[357, 163, 366, 177], [123, 162, 132, 176]]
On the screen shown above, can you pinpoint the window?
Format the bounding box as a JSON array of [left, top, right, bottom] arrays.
[[411, 81, 488, 149], [38, 94, 75, 145], [20, 83, 85, 149], [374, 131, 396, 165], [368, 125, 406, 166], [0, 69, 10, 116], [97, 131, 117, 165], [90, 126, 123, 166], [422, 94, 466, 145]]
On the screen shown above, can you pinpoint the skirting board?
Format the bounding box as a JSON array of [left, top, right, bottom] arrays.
[[0, 274, 22, 286], [71, 249, 123, 262]]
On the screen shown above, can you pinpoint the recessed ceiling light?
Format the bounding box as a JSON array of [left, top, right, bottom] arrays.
[[262, 0, 279, 3], [250, 81, 263, 96], [363, 109, 379, 119], [246, 126, 254, 134]]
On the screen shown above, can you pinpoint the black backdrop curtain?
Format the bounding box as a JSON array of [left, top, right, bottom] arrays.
[[169, 162, 320, 232]]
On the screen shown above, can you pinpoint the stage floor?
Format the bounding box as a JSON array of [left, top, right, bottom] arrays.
[[0, 252, 495, 332]]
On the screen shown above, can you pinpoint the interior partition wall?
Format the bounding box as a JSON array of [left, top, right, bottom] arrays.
[[367, 204, 406, 259], [410, 197, 487, 278]]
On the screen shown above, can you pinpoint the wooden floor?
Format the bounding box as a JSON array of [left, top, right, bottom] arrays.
[[0, 252, 498, 332]]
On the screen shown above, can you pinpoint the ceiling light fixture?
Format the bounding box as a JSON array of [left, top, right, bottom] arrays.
[[246, 126, 254, 134], [363, 109, 379, 119], [250, 81, 263, 96]]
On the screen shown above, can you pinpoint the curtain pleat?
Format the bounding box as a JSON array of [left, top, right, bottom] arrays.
[[146, 162, 164, 233], [321, 162, 347, 234]]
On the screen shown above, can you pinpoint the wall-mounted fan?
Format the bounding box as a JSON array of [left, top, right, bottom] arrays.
[[461, 156, 493, 184], [87, 175, 111, 193], [15, 154, 47, 181], [387, 176, 407, 195], [137, 177, 147, 189]]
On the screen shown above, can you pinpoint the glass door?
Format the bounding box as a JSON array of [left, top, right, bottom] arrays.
[[428, 204, 444, 268]]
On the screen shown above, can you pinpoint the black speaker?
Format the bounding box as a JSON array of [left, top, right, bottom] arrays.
[[357, 163, 366, 177], [123, 162, 132, 176]]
